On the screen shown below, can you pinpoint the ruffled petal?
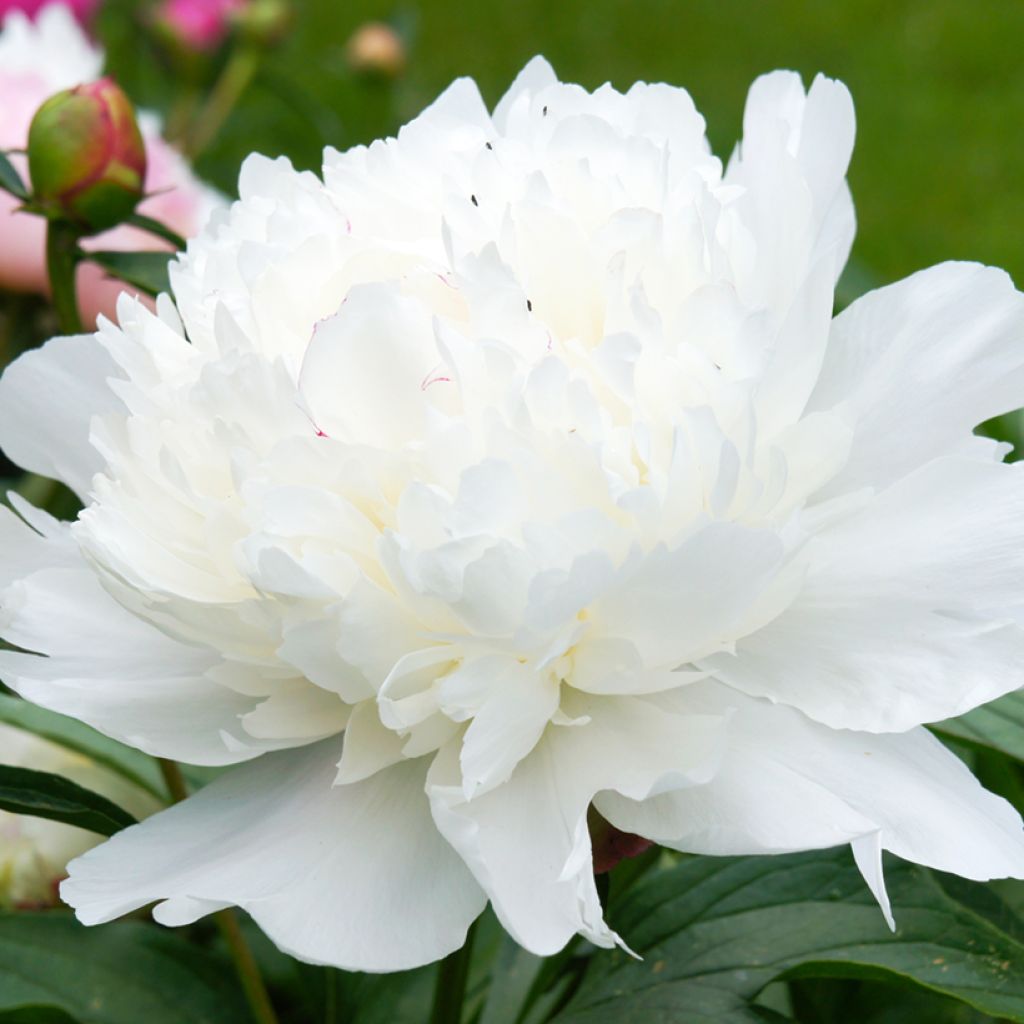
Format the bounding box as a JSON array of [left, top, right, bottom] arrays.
[[0, 502, 297, 765], [704, 457, 1024, 731], [427, 693, 725, 956], [808, 262, 1024, 497], [597, 683, 1024, 888], [62, 740, 486, 972], [0, 334, 124, 499]]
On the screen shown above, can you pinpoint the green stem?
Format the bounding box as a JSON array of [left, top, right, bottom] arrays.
[[323, 968, 340, 1024], [166, 81, 202, 146], [215, 908, 282, 1024], [157, 757, 189, 803], [429, 923, 476, 1024], [45, 221, 83, 335], [155, 757, 280, 1024], [186, 42, 262, 159]]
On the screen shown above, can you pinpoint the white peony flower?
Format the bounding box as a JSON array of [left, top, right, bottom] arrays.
[[0, 722, 158, 907], [1, 57, 1023, 969]]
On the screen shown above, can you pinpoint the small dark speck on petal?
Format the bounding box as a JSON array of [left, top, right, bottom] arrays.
[[526, 299, 533, 312], [470, 194, 479, 207], [485, 142, 493, 150]]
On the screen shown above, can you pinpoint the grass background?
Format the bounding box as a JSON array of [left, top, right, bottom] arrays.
[[99, 0, 1024, 297]]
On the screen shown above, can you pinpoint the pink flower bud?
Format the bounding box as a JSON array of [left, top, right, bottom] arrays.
[[346, 21, 406, 80], [155, 0, 245, 52], [0, 4, 222, 326], [0, 0, 98, 24], [27, 76, 146, 232]]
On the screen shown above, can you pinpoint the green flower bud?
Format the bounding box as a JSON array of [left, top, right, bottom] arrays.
[[27, 77, 147, 234]]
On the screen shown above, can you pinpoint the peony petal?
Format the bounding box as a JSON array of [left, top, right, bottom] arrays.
[[726, 71, 855, 319], [428, 692, 725, 956], [63, 740, 486, 971], [598, 683, 1024, 888], [446, 655, 560, 798], [808, 262, 1024, 498], [297, 284, 440, 449], [492, 55, 557, 132], [0, 334, 123, 498], [704, 457, 1024, 731], [592, 522, 785, 669], [0, 504, 296, 765]]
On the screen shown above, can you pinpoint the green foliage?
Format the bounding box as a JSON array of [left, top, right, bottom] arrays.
[[0, 765, 136, 837], [935, 690, 1024, 763], [550, 848, 1024, 1024], [313, 964, 437, 1024], [0, 1009, 80, 1024], [0, 695, 164, 800], [84, 251, 173, 298], [0, 914, 252, 1024], [0, 152, 28, 202], [125, 213, 187, 252]]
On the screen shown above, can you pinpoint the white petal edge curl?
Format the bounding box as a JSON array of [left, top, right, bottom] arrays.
[[0, 334, 125, 500], [808, 262, 1024, 499], [62, 740, 487, 972], [596, 683, 1024, 909], [703, 457, 1024, 732]]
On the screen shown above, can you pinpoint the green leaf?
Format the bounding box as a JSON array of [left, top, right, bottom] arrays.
[[0, 1008, 80, 1024], [0, 695, 164, 799], [84, 251, 172, 297], [0, 151, 28, 201], [551, 848, 1024, 1024], [0, 913, 252, 1024], [0, 765, 137, 837], [125, 213, 187, 252], [933, 690, 1024, 762], [788, 977, 997, 1024], [478, 938, 547, 1024], [317, 964, 438, 1024]]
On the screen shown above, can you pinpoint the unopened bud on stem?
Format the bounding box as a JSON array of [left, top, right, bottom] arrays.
[[27, 77, 147, 234], [346, 21, 406, 80]]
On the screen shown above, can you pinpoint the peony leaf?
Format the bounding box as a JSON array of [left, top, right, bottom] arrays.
[[932, 690, 1024, 763], [0, 765, 137, 837], [0, 151, 28, 201], [125, 213, 186, 252], [0, 695, 164, 799], [551, 847, 1024, 1023], [0, 1010, 80, 1023], [84, 250, 172, 297], [0, 914, 251, 1024]]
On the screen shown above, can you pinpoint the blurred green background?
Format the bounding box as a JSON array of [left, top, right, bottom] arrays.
[[100, 0, 1024, 296]]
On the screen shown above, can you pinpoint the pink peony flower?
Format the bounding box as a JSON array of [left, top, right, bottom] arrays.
[[156, 0, 245, 51], [0, 5, 221, 326], [0, 0, 97, 24]]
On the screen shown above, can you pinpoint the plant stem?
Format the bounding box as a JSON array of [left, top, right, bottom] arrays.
[[429, 923, 477, 1024], [215, 908, 281, 1024], [157, 757, 189, 803], [155, 757, 281, 1024], [44, 221, 82, 335], [323, 968, 339, 1024], [186, 42, 262, 159]]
